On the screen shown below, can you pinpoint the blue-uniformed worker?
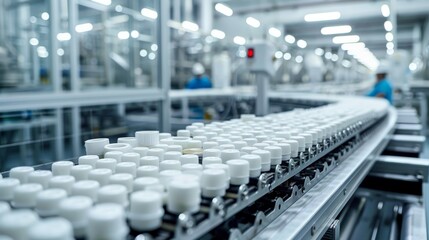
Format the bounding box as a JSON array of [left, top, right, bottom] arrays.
[[367, 64, 393, 104], [185, 63, 212, 89]]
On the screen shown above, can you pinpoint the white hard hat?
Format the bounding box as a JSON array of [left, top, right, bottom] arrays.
[[376, 63, 389, 74], [192, 63, 205, 75]]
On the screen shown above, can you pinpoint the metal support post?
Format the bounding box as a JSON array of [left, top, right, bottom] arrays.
[[157, 0, 171, 132], [256, 74, 269, 116], [55, 108, 64, 160], [68, 0, 79, 92], [71, 106, 81, 157], [50, 0, 62, 92]]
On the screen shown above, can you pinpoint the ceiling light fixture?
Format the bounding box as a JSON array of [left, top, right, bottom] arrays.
[[321, 25, 352, 35], [332, 35, 360, 44], [215, 3, 233, 16], [304, 11, 341, 22]]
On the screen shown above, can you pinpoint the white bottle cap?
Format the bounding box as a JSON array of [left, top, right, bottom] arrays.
[[139, 156, 160, 167], [147, 148, 165, 161], [159, 133, 172, 140], [159, 160, 181, 171], [109, 173, 133, 193], [306, 131, 318, 145], [9, 166, 34, 184], [171, 137, 191, 149], [241, 146, 259, 155], [97, 185, 128, 207], [255, 135, 269, 143], [299, 133, 313, 148], [201, 169, 227, 198], [232, 141, 247, 150], [159, 170, 182, 187], [136, 166, 159, 178], [192, 122, 204, 128], [241, 154, 262, 177], [117, 137, 138, 148], [216, 138, 232, 145], [85, 138, 109, 156], [78, 155, 99, 167], [0, 178, 20, 201], [49, 176, 75, 194], [121, 152, 140, 166], [95, 158, 117, 173], [282, 139, 299, 157], [186, 126, 198, 135], [164, 151, 182, 160], [179, 154, 199, 165], [132, 147, 149, 157], [104, 151, 123, 163], [167, 145, 183, 152], [203, 132, 217, 140], [262, 140, 277, 146], [154, 144, 169, 151], [202, 157, 222, 167], [133, 177, 160, 192], [51, 161, 74, 176], [182, 164, 203, 177], [203, 141, 218, 149], [103, 143, 132, 154], [71, 180, 99, 201], [290, 136, 305, 152], [254, 143, 269, 150], [193, 136, 207, 143], [274, 143, 292, 160], [177, 130, 190, 137], [243, 138, 258, 146], [58, 196, 93, 238], [203, 149, 221, 158], [0, 210, 39, 240], [167, 177, 201, 214], [35, 189, 67, 216], [0, 202, 10, 215], [115, 162, 137, 178], [12, 183, 43, 208], [129, 190, 164, 231], [87, 203, 128, 240], [88, 168, 112, 186], [229, 136, 242, 142], [28, 170, 53, 189], [220, 149, 240, 163], [70, 165, 93, 181], [275, 131, 291, 139], [219, 144, 235, 150], [226, 160, 249, 185], [136, 131, 159, 147], [28, 217, 73, 240], [187, 140, 202, 149]]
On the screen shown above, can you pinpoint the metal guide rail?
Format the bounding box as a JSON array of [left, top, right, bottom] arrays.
[[129, 112, 383, 240]]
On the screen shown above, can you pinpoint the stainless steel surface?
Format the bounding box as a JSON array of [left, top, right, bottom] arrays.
[[386, 134, 426, 154]]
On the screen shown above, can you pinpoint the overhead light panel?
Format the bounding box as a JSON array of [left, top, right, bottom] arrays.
[[315, 48, 324, 56], [57, 32, 71, 41], [297, 39, 307, 48], [41, 12, 49, 21], [246, 17, 260, 28], [304, 11, 341, 22], [331, 54, 339, 61], [233, 36, 246, 45], [91, 0, 111, 6], [284, 52, 292, 60], [285, 34, 295, 44], [211, 29, 225, 39], [141, 8, 158, 19], [321, 25, 352, 35], [117, 31, 130, 40], [385, 32, 393, 41], [332, 35, 360, 44], [381, 4, 390, 17], [341, 42, 365, 51], [215, 3, 233, 16], [384, 21, 392, 31], [29, 38, 39, 46], [386, 42, 394, 49], [268, 27, 281, 38], [387, 49, 394, 55], [75, 23, 93, 33], [275, 51, 283, 59], [295, 55, 303, 63], [182, 21, 199, 32]]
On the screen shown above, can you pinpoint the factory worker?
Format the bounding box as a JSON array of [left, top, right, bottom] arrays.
[[186, 63, 212, 89], [367, 64, 393, 104]]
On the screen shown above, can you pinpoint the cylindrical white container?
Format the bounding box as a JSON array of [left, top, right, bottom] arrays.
[[203, 141, 218, 149], [0, 202, 10, 215], [27, 217, 73, 240], [48, 176, 76, 194], [78, 155, 99, 167], [290, 136, 305, 152], [264, 146, 282, 165], [299, 133, 313, 149], [12, 183, 43, 208], [129, 190, 164, 231], [251, 150, 271, 172], [164, 151, 182, 161], [182, 164, 203, 177], [115, 162, 137, 178], [136, 131, 159, 147], [202, 157, 222, 167], [133, 177, 160, 192], [158, 170, 182, 187], [203, 149, 221, 158], [193, 136, 207, 143], [117, 137, 138, 148], [167, 177, 201, 214], [154, 144, 169, 151], [147, 148, 165, 161], [243, 138, 258, 146], [95, 158, 117, 175], [104, 151, 123, 163], [205, 163, 230, 187], [85, 138, 109, 156], [103, 143, 132, 154], [71, 180, 100, 201], [177, 130, 191, 137], [27, 170, 53, 189], [88, 169, 112, 186], [283, 140, 299, 158], [121, 152, 140, 166], [232, 141, 247, 150], [254, 143, 269, 150], [159, 133, 172, 140], [9, 166, 34, 184], [0, 210, 39, 240], [255, 135, 269, 143], [97, 185, 128, 207], [35, 188, 67, 217], [241, 146, 259, 155], [241, 154, 262, 178], [133, 147, 149, 157], [51, 161, 74, 176], [159, 160, 181, 171], [0, 178, 20, 201], [219, 144, 235, 150], [226, 160, 249, 185], [139, 156, 160, 167], [201, 169, 227, 198], [167, 145, 182, 152], [179, 154, 199, 165], [87, 203, 128, 240], [220, 149, 240, 163], [58, 196, 93, 238], [70, 165, 93, 181], [274, 143, 292, 161], [109, 173, 133, 193], [136, 166, 159, 178], [187, 140, 202, 149]]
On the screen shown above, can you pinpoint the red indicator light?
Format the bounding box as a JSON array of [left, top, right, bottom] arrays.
[[247, 48, 255, 58]]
